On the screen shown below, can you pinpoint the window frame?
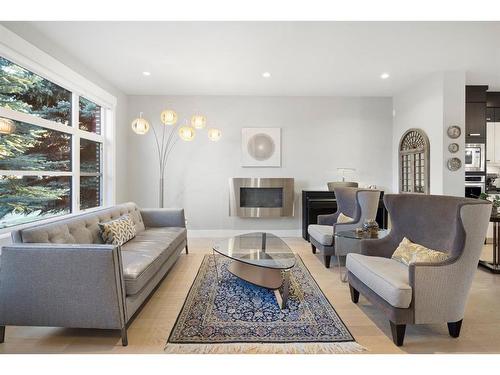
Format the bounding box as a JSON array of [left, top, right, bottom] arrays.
[[0, 26, 116, 235]]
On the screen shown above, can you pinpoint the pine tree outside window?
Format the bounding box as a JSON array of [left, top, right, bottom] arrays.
[[0, 55, 107, 229]]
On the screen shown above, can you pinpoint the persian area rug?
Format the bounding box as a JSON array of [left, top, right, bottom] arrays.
[[165, 255, 365, 354]]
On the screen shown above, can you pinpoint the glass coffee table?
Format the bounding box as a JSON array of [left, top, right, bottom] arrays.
[[213, 232, 296, 309]]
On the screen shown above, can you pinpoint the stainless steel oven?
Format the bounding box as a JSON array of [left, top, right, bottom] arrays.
[[465, 143, 485, 172], [465, 175, 485, 198]]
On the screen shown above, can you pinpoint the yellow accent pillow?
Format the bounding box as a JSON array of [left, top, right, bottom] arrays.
[[337, 213, 354, 223], [391, 237, 449, 266]]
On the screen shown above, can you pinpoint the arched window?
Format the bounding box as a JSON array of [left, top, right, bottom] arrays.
[[399, 129, 430, 194]]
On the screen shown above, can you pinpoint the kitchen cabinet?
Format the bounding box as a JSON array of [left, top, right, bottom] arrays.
[[487, 107, 500, 122], [467, 85, 488, 102], [486, 122, 500, 163], [466, 102, 486, 142]]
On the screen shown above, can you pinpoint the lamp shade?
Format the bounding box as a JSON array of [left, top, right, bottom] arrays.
[[191, 115, 207, 129], [178, 126, 196, 141], [160, 109, 178, 125], [131, 116, 150, 135], [207, 128, 222, 141], [0, 118, 16, 135]]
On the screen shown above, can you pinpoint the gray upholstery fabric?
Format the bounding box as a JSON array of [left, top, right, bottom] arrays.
[[121, 227, 186, 295], [307, 224, 333, 245], [13, 202, 145, 245], [349, 193, 491, 326], [141, 208, 185, 228], [0, 244, 126, 330], [308, 189, 381, 258], [346, 253, 412, 308], [0, 202, 187, 338]]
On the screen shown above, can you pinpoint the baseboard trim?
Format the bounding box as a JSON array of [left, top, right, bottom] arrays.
[[187, 229, 302, 238]]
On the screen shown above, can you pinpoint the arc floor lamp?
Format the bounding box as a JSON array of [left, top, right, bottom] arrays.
[[131, 109, 221, 208]]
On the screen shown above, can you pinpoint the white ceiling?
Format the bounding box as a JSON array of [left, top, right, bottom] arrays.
[[4, 21, 500, 96]]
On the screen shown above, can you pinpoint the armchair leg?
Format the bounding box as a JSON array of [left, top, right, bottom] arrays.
[[323, 255, 331, 268], [0, 326, 5, 343], [121, 327, 128, 347], [389, 321, 406, 346], [447, 319, 463, 338], [185, 243, 189, 254], [311, 244, 316, 254], [349, 284, 359, 303]]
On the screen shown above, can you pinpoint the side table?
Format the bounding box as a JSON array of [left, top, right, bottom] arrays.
[[335, 229, 390, 282], [479, 212, 500, 274]]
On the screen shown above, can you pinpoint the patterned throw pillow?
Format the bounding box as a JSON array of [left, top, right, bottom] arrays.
[[99, 215, 136, 246], [337, 213, 354, 223], [391, 237, 449, 266]]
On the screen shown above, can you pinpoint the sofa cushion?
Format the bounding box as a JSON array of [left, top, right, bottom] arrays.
[[308, 224, 333, 246], [121, 227, 186, 295], [16, 202, 145, 244], [346, 253, 412, 308], [391, 237, 449, 266], [99, 215, 137, 246]]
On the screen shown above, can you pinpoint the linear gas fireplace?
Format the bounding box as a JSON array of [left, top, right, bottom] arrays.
[[229, 178, 294, 218]]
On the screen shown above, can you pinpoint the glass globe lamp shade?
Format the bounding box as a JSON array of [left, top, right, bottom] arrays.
[[160, 109, 178, 125], [207, 128, 222, 142], [191, 115, 207, 129], [0, 118, 16, 135], [178, 126, 196, 141], [131, 117, 150, 135]]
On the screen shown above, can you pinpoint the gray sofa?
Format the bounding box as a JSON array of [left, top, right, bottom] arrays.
[[0, 202, 187, 346]]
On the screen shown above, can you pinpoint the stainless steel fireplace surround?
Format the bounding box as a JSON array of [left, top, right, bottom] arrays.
[[229, 178, 294, 218]]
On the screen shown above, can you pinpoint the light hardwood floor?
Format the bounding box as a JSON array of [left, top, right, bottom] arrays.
[[0, 237, 499, 354]]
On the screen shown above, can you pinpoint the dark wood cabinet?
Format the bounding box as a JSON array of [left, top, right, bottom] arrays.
[[487, 92, 500, 108], [301, 190, 388, 241], [496, 109, 500, 123], [466, 102, 487, 142], [487, 107, 495, 122], [466, 85, 488, 103]]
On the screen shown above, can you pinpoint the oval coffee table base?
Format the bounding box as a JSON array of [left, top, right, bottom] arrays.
[[227, 261, 290, 309]]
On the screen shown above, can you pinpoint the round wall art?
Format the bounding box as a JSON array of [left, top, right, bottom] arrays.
[[447, 157, 462, 171], [447, 125, 461, 139], [448, 143, 459, 153]]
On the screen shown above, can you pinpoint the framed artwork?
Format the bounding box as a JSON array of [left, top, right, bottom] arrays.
[[241, 127, 281, 167]]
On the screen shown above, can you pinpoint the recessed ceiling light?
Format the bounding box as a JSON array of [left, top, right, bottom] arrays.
[[262, 72, 271, 78], [380, 72, 390, 80], [142, 71, 151, 76]]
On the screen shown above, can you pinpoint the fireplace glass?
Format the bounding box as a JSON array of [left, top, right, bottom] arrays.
[[240, 187, 283, 208]]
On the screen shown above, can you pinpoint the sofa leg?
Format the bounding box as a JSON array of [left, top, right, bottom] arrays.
[[448, 319, 463, 338], [185, 243, 189, 254], [0, 326, 5, 343], [323, 255, 331, 268], [311, 244, 316, 254], [349, 284, 359, 303], [121, 327, 128, 347], [390, 321, 406, 346]]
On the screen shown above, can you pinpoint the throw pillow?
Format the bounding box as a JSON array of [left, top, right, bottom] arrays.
[[99, 214, 136, 246], [337, 213, 354, 223], [391, 237, 449, 266]]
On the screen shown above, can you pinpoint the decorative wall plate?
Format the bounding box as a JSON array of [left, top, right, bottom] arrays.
[[447, 157, 462, 171], [447, 125, 461, 139], [448, 143, 459, 153]]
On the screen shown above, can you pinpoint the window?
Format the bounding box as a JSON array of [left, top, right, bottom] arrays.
[[0, 55, 107, 230], [399, 129, 430, 194]]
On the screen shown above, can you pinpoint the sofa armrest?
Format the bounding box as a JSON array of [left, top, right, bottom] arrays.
[[0, 243, 127, 330], [318, 212, 339, 225], [140, 208, 186, 228], [358, 234, 400, 258], [408, 259, 468, 324]]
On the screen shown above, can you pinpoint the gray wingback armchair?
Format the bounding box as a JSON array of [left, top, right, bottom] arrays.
[[346, 194, 491, 346], [307, 187, 381, 268]]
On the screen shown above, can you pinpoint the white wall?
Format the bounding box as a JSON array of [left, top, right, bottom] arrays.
[[392, 71, 465, 196], [127, 95, 393, 234]]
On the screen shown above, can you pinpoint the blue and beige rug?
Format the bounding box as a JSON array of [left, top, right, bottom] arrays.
[[165, 255, 364, 354]]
